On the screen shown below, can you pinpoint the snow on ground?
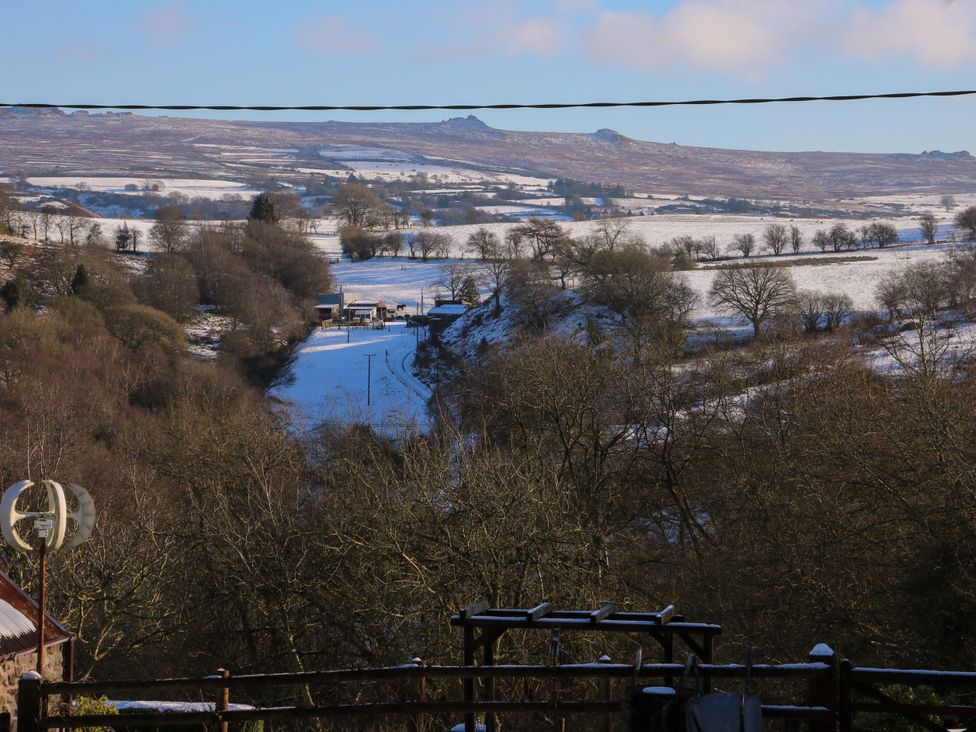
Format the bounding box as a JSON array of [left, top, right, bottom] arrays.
[[27, 176, 261, 200], [184, 306, 233, 362], [309, 213, 947, 260], [684, 242, 958, 316], [271, 322, 431, 435], [861, 319, 976, 376], [330, 257, 493, 312]]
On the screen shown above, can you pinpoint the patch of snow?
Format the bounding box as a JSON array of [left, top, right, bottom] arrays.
[[271, 322, 431, 435], [0, 600, 34, 638]]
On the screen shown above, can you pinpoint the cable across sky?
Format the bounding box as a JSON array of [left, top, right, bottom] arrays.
[[2, 89, 976, 112]]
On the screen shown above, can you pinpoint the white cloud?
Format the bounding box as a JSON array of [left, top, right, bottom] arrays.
[[295, 16, 378, 55], [583, 1, 827, 77], [501, 18, 565, 57], [139, 1, 188, 48], [844, 0, 976, 68], [582, 0, 976, 77]]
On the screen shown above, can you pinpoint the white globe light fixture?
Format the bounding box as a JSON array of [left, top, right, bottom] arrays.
[[0, 480, 95, 674]]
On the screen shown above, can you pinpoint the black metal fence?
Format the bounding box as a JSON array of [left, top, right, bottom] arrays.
[[16, 645, 976, 732]]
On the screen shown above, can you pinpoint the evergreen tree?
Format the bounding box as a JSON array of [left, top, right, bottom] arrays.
[[115, 223, 132, 252], [249, 192, 280, 223], [460, 275, 481, 305], [71, 264, 90, 295], [0, 275, 37, 311]]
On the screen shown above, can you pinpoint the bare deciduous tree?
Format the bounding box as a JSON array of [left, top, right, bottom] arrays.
[[790, 225, 803, 254], [466, 227, 500, 260], [731, 233, 756, 258], [511, 219, 567, 260], [150, 205, 189, 253], [708, 265, 796, 337], [763, 223, 789, 256], [919, 213, 938, 246], [956, 206, 976, 242], [333, 183, 383, 229]]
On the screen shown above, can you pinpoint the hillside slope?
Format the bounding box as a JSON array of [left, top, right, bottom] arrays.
[[1, 109, 975, 199]]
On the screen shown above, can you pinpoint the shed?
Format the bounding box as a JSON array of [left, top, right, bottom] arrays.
[[427, 303, 470, 341], [0, 571, 73, 726]]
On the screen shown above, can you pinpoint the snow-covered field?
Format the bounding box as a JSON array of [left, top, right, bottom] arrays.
[[685, 242, 957, 316], [27, 177, 261, 200], [308, 213, 956, 260], [271, 322, 430, 434]]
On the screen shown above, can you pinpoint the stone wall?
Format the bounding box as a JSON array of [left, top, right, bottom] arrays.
[[0, 645, 64, 730]]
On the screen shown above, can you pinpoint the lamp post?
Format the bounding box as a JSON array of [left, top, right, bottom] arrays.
[[0, 480, 95, 674]]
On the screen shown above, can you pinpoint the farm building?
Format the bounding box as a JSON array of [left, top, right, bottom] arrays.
[[315, 293, 394, 323], [428, 302, 470, 341], [0, 571, 73, 726]]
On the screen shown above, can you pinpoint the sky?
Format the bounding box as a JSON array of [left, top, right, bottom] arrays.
[[3, 0, 976, 153]]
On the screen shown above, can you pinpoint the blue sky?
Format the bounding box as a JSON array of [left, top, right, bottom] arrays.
[[4, 0, 975, 153]]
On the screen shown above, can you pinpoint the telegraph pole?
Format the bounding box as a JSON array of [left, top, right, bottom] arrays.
[[365, 353, 376, 407]]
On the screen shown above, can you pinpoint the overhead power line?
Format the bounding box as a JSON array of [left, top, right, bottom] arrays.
[[1, 89, 975, 112]]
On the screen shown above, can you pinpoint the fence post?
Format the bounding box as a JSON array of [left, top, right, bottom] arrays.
[[215, 668, 230, 732], [17, 672, 44, 732], [838, 659, 852, 732], [598, 654, 613, 732], [411, 657, 426, 732], [808, 644, 838, 732]]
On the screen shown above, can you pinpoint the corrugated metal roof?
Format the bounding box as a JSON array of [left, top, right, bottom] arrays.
[[0, 571, 71, 660], [428, 304, 469, 316]]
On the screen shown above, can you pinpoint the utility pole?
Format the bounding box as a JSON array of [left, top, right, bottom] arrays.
[[365, 353, 376, 407]]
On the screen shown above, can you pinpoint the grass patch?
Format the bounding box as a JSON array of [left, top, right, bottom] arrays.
[[705, 255, 878, 270]]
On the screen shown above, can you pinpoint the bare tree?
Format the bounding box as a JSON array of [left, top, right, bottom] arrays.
[[505, 228, 525, 259], [956, 206, 976, 242], [828, 223, 856, 251], [796, 290, 825, 333], [859, 222, 899, 248], [763, 223, 789, 255], [433, 262, 480, 301], [875, 262, 957, 378], [380, 231, 403, 257], [333, 183, 383, 229], [822, 292, 853, 331], [466, 227, 500, 260], [512, 219, 567, 260], [813, 229, 830, 252], [708, 266, 796, 337], [150, 205, 189, 253], [698, 235, 721, 261], [918, 213, 938, 246], [731, 233, 756, 258], [581, 244, 698, 357], [941, 194, 957, 212], [789, 225, 803, 254], [590, 218, 630, 251], [409, 230, 451, 261], [479, 257, 511, 315]]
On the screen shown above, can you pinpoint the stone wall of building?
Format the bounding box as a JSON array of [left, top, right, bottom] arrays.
[[0, 646, 65, 730]]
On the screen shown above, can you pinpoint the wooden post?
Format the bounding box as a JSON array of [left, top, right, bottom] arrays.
[[215, 668, 230, 732], [808, 644, 838, 732], [598, 654, 613, 732], [37, 541, 47, 676], [17, 671, 44, 732], [485, 637, 497, 732], [838, 659, 852, 732], [463, 627, 475, 732], [411, 657, 426, 732], [62, 636, 76, 721], [0, 711, 10, 732]]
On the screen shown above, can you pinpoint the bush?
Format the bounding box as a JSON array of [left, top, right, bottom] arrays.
[[103, 304, 185, 353], [0, 275, 37, 311]]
